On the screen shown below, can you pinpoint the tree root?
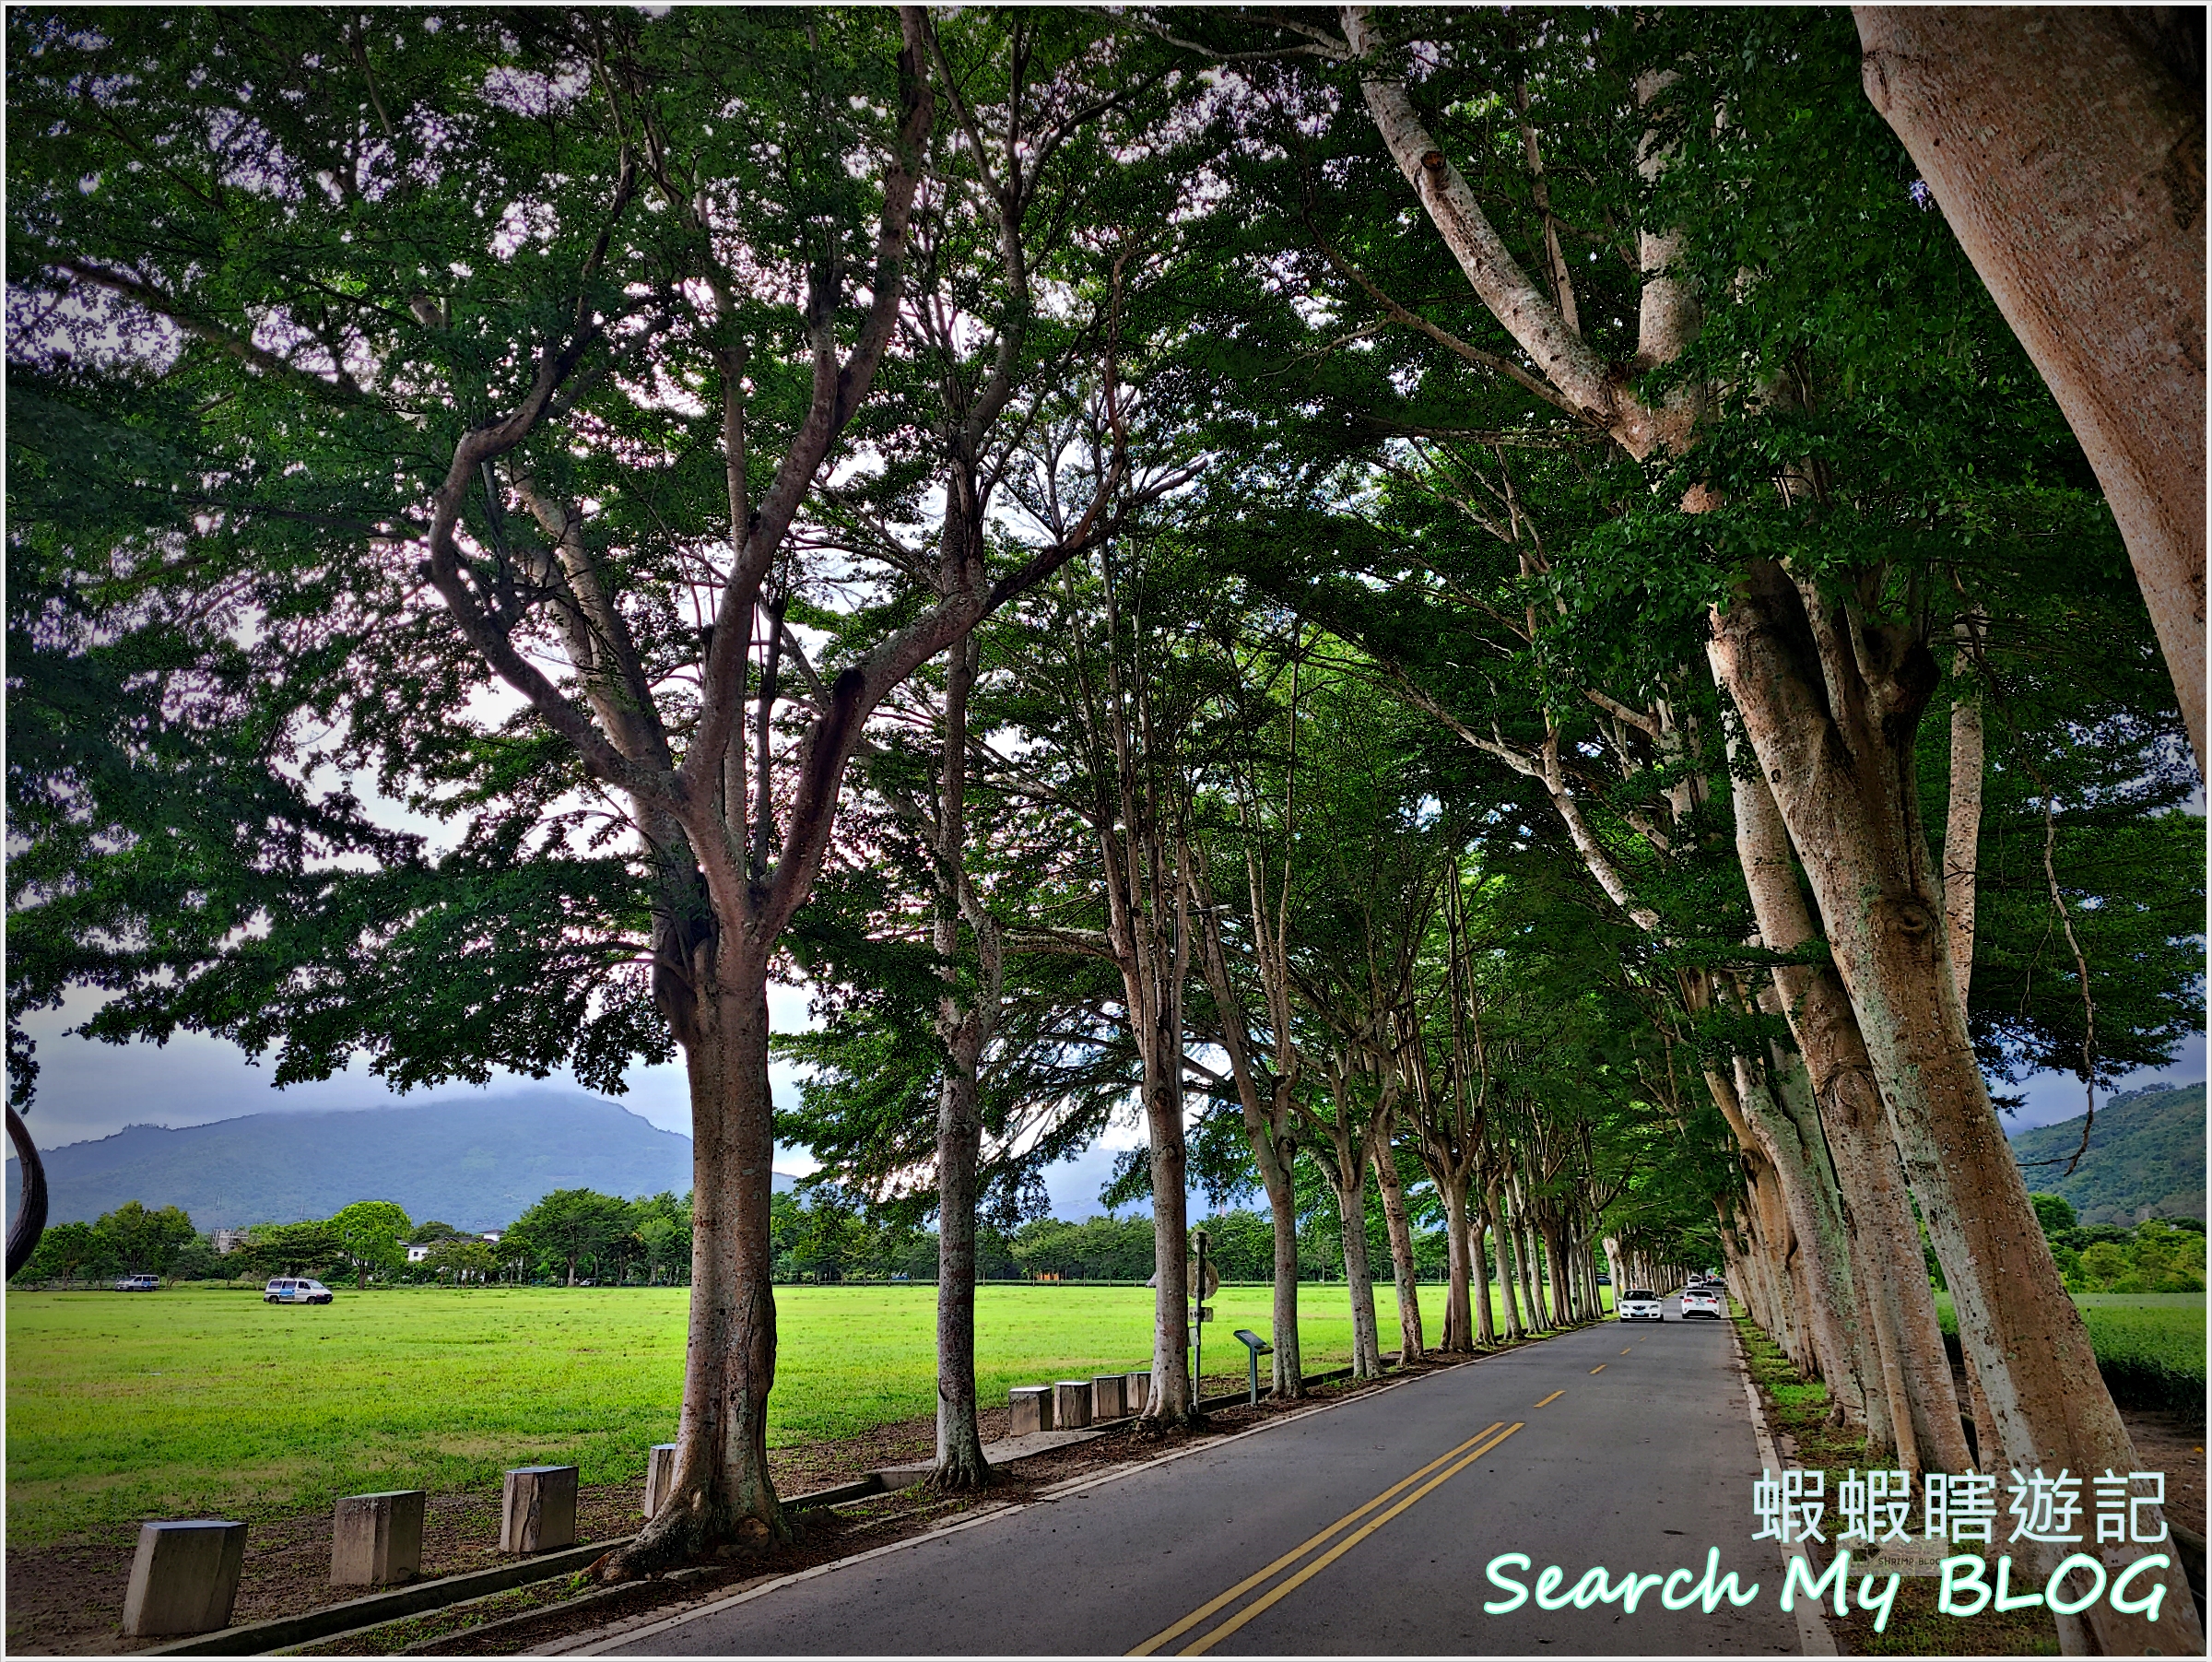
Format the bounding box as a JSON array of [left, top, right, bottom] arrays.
[[594, 1497, 791, 1584], [924, 1454, 995, 1495]]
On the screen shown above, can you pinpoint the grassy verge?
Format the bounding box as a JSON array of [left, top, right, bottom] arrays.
[[5, 1279, 1584, 1545], [1934, 1291, 2206, 1414], [1733, 1308, 2059, 1657]]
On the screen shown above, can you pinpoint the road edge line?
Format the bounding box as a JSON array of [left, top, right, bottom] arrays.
[[1729, 1314, 1840, 1658]]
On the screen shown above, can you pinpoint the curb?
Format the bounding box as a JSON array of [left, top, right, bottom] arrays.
[[1728, 1316, 1839, 1657]]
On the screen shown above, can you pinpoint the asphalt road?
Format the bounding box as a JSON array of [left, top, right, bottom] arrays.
[[594, 1302, 1804, 1656]]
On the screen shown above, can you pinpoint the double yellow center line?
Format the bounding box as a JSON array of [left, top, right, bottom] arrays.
[[1129, 1420, 1525, 1656]]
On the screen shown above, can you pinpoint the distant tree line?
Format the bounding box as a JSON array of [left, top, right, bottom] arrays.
[[2028, 1196, 2206, 1293], [6, 1185, 1608, 1291]]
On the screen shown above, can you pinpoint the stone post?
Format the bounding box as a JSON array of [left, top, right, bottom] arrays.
[[1090, 1374, 1128, 1421], [1008, 1385, 1053, 1436], [643, 1444, 678, 1516], [330, 1491, 424, 1586], [1126, 1369, 1151, 1412], [121, 1521, 248, 1638], [500, 1466, 578, 1554], [1052, 1381, 1093, 1430]]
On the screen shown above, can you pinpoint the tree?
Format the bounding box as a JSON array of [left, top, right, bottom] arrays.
[[328, 1199, 411, 1290], [1317, 10, 2197, 1640], [242, 1220, 346, 1281], [509, 1188, 632, 1287], [6, 6, 1181, 1572], [95, 1201, 198, 1278], [18, 1220, 113, 1286], [1853, 7, 2206, 771], [2029, 1194, 2078, 1239]]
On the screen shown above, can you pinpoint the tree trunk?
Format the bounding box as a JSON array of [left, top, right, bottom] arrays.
[[1438, 1178, 1475, 1351], [1334, 1157, 1384, 1377], [1710, 558, 2198, 1653], [616, 978, 783, 1574], [1371, 1145, 1426, 1362], [1471, 1217, 1497, 1344], [1516, 1216, 1542, 1330], [1267, 1173, 1304, 1397], [1943, 624, 1986, 1006], [1487, 1183, 1524, 1339], [1856, 6, 2206, 771], [932, 1064, 990, 1488], [1143, 1062, 1194, 1420], [1734, 752, 1973, 1472]]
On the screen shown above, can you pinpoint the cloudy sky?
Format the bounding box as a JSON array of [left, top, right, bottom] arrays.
[[11, 982, 1154, 1221], [13, 980, 2197, 1224]]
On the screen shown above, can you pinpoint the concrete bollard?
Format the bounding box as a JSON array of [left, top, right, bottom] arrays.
[[1090, 1374, 1128, 1421], [500, 1466, 579, 1555], [330, 1491, 424, 1586], [1053, 1381, 1093, 1430], [121, 1520, 248, 1638], [1126, 1370, 1151, 1413], [1008, 1385, 1053, 1436], [643, 1444, 679, 1516]]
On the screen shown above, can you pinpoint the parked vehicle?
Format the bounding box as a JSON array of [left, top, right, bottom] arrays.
[[264, 1278, 334, 1304], [113, 1274, 160, 1291], [1618, 1290, 1664, 1322]]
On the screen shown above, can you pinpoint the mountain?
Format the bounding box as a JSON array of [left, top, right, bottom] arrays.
[[4, 1091, 797, 1232], [2009, 1080, 2206, 1226]]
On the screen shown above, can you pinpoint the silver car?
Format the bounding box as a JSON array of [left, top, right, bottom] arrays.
[[1618, 1289, 1664, 1321]]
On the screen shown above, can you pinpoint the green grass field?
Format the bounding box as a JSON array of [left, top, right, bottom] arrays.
[[1934, 1290, 2206, 1413], [5, 1279, 1580, 1546]]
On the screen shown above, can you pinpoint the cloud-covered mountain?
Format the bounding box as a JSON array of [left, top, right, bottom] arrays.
[[4, 1091, 793, 1232]]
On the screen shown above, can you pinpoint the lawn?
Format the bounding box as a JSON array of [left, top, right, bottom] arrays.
[[1934, 1290, 2206, 1413], [5, 1279, 1583, 1545]]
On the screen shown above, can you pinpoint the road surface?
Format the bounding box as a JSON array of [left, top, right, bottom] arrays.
[[592, 1303, 1805, 1656]]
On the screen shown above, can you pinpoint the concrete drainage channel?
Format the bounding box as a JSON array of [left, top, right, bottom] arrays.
[[149, 1331, 1596, 1656]]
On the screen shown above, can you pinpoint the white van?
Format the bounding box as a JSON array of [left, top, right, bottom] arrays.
[[264, 1278, 334, 1305]]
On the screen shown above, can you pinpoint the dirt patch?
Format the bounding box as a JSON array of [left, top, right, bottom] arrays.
[[6, 1357, 1486, 1657]]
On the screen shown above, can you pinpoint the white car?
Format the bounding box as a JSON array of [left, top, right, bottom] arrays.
[[1618, 1289, 1664, 1321], [1681, 1288, 1724, 1319], [265, 1278, 334, 1305]]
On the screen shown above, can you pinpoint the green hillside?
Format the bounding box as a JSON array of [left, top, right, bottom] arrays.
[[2010, 1080, 2206, 1225], [2, 1092, 730, 1232]]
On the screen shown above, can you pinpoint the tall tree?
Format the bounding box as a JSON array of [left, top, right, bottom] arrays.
[[4, 6, 1168, 1570], [1853, 7, 2206, 770]]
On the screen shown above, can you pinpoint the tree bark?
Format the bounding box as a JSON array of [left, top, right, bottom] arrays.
[[1733, 752, 1972, 1472], [622, 976, 784, 1570], [1471, 1217, 1496, 1344], [1191, 856, 1305, 1397], [1855, 6, 2206, 771], [1485, 1179, 1523, 1339], [1710, 558, 2197, 1652], [1437, 1175, 1475, 1350], [927, 633, 995, 1491], [1943, 621, 1986, 1008], [1335, 1160, 1384, 1377], [1371, 1142, 1427, 1362]]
